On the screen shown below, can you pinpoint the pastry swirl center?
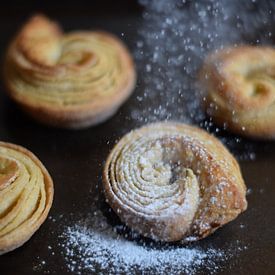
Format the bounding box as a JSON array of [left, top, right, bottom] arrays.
[[112, 136, 200, 219], [210, 48, 275, 110], [0, 157, 19, 190]]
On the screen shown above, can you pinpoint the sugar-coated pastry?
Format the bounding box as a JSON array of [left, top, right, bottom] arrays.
[[0, 142, 54, 255], [200, 46, 275, 139], [103, 122, 247, 242], [4, 15, 136, 129]]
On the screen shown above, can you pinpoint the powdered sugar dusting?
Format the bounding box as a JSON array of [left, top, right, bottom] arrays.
[[29, 2, 265, 273]]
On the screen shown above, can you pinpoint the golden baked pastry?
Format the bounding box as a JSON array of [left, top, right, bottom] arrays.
[[4, 15, 136, 129], [200, 46, 275, 139], [103, 122, 247, 242], [0, 142, 54, 255]]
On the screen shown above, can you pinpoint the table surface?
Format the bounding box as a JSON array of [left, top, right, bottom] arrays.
[[1, 1, 275, 274]]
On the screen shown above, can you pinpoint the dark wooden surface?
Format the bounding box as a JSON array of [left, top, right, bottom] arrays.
[[1, 1, 275, 274]]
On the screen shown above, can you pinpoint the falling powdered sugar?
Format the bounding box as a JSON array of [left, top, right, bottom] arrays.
[[60, 212, 232, 275], [128, 0, 275, 161], [132, 0, 275, 126]]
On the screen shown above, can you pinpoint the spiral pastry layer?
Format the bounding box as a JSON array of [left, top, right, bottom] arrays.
[[103, 122, 247, 242], [200, 46, 275, 139], [0, 142, 53, 255], [4, 15, 136, 129]]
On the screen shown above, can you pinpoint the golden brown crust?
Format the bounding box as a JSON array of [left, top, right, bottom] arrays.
[[4, 15, 136, 129], [200, 46, 275, 139], [103, 122, 247, 242], [0, 142, 54, 255]]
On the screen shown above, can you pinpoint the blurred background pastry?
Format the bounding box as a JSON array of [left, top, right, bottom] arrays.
[[200, 46, 275, 139], [4, 15, 136, 129]]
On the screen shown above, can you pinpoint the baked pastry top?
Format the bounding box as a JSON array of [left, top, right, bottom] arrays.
[[103, 122, 247, 242], [200, 46, 275, 139], [0, 142, 53, 255], [4, 15, 136, 129]]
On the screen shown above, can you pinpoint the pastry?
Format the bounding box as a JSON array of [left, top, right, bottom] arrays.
[[0, 142, 54, 255], [200, 46, 275, 139], [103, 122, 247, 242], [4, 15, 136, 129]]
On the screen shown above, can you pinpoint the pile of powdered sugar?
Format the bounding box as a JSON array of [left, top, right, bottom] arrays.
[[59, 211, 246, 275], [62, 221, 218, 274]]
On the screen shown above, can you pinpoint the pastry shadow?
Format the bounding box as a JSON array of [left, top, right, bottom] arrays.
[[99, 195, 233, 251], [0, 96, 116, 151], [2, 97, 44, 131], [98, 189, 215, 250]]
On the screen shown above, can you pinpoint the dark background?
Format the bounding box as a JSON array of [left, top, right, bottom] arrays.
[[1, 1, 275, 274]]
